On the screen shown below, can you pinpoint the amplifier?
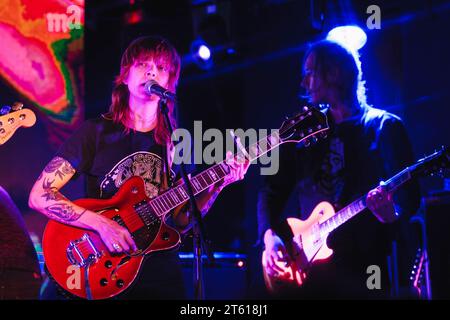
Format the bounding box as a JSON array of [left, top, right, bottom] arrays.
[[423, 191, 450, 299], [179, 252, 247, 300]]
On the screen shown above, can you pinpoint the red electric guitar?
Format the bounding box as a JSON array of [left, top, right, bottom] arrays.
[[43, 106, 329, 299], [263, 147, 449, 293]]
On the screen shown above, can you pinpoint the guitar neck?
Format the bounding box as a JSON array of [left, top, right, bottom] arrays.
[[149, 132, 282, 217], [320, 166, 413, 234]]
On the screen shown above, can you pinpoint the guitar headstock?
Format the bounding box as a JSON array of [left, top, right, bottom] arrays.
[[410, 146, 449, 178], [278, 106, 329, 147], [0, 102, 37, 145], [410, 247, 426, 298]]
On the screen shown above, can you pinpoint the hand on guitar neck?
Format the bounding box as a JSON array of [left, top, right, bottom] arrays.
[[219, 150, 251, 189], [366, 183, 398, 223]]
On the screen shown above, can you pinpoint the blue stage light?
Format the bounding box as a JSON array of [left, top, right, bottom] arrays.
[[190, 38, 214, 70], [198, 44, 211, 61], [326, 25, 367, 51]]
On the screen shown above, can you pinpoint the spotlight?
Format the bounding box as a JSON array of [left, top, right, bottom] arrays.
[[191, 38, 213, 70], [326, 25, 367, 51], [198, 44, 211, 61]]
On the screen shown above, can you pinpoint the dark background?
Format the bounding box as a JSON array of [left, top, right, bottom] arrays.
[[1, 0, 449, 298]]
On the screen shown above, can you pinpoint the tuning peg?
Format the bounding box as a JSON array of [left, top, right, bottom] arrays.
[[0, 105, 11, 116], [320, 131, 328, 139], [310, 136, 318, 144], [318, 103, 330, 110], [11, 102, 24, 111]]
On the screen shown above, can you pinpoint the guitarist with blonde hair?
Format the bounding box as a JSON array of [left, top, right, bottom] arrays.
[[258, 40, 420, 299], [29, 36, 248, 299]]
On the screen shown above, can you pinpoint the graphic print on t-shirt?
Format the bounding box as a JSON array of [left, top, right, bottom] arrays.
[[100, 151, 162, 199], [317, 137, 345, 203]]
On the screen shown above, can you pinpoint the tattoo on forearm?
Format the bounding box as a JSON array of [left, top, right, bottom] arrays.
[[45, 204, 86, 222], [42, 187, 66, 202], [41, 177, 65, 201], [42, 177, 55, 189], [44, 157, 75, 180]]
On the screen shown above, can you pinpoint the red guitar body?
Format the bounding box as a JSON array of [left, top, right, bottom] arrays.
[[42, 176, 181, 299], [41, 107, 332, 299]]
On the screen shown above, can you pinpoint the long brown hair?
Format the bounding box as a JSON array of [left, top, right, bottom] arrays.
[[108, 36, 181, 145], [304, 40, 368, 111]]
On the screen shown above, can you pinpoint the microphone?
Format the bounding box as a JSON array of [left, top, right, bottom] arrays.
[[144, 80, 177, 102]]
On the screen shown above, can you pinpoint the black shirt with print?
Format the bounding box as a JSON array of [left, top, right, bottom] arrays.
[[56, 117, 168, 200], [52, 116, 186, 299], [257, 107, 421, 297]]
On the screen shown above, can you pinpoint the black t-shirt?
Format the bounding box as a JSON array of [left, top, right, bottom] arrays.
[[257, 107, 421, 296], [56, 117, 171, 200], [52, 116, 186, 299]]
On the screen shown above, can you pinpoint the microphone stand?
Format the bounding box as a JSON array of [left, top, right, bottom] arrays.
[[159, 97, 214, 300]]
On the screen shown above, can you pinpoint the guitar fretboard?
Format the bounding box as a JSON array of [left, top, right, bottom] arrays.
[[147, 131, 282, 217], [319, 167, 413, 234], [319, 196, 366, 234]]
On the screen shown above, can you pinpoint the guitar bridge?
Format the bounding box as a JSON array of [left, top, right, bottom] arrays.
[[67, 233, 102, 267]]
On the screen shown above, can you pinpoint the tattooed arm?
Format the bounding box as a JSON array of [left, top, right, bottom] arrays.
[[29, 157, 86, 223], [28, 157, 136, 253]]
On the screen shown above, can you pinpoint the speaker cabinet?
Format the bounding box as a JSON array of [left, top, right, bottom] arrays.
[[424, 191, 450, 299]]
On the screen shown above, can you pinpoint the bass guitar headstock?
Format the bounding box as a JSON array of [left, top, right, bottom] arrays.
[[0, 102, 36, 145]]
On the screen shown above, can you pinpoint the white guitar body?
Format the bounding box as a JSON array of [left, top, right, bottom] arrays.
[[262, 201, 336, 293]]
